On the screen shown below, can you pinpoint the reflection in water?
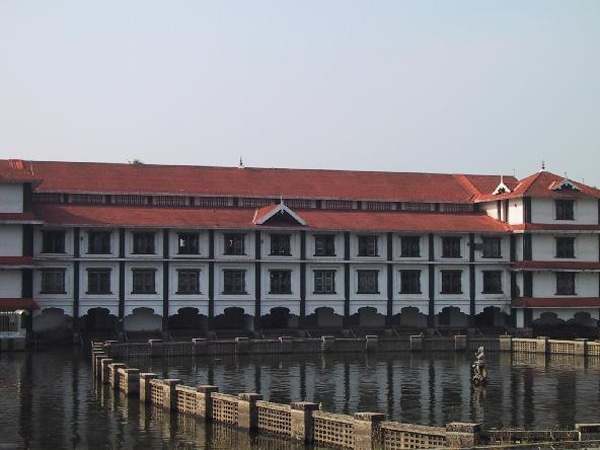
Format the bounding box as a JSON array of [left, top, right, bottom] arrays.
[[1, 348, 600, 448]]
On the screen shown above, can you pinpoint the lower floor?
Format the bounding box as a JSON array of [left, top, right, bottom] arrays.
[[26, 301, 600, 342]]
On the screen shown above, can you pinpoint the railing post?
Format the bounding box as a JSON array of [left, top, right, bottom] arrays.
[[410, 334, 424, 351], [164, 379, 182, 410], [454, 335, 467, 351], [100, 358, 113, 385], [576, 423, 600, 442], [109, 363, 127, 390], [196, 385, 219, 420], [236, 337, 250, 355], [237, 393, 262, 429], [290, 401, 319, 443], [121, 368, 140, 395], [279, 336, 293, 353], [536, 336, 548, 354], [321, 336, 335, 352], [353, 412, 386, 450], [139, 373, 158, 403], [499, 335, 512, 352], [365, 335, 379, 353]]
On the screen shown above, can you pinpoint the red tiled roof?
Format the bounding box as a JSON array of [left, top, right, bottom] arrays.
[[0, 213, 42, 224], [0, 257, 35, 267], [0, 298, 38, 311], [477, 171, 600, 202], [510, 223, 600, 232], [512, 261, 600, 271], [17, 160, 480, 202], [0, 159, 38, 183], [456, 174, 519, 198], [512, 297, 600, 308], [32, 204, 511, 233]]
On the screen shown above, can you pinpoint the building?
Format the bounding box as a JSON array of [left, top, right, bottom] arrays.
[[1, 159, 599, 341]]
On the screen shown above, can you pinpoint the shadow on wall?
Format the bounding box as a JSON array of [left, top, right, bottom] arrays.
[[32, 307, 73, 342]]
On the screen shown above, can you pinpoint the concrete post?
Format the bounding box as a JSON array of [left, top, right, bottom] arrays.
[[446, 422, 481, 448], [139, 373, 158, 403], [454, 335, 467, 352], [109, 363, 127, 390], [279, 336, 293, 353], [575, 338, 588, 357], [321, 336, 335, 352], [499, 335, 512, 352], [122, 368, 140, 395], [93, 352, 108, 377], [148, 339, 163, 357], [410, 334, 424, 351], [536, 336, 548, 354], [196, 385, 219, 420], [365, 335, 379, 353], [100, 358, 113, 385], [104, 340, 119, 358], [290, 401, 319, 443], [353, 412, 385, 450], [164, 379, 182, 410], [192, 338, 207, 356], [237, 393, 263, 430], [236, 337, 250, 355]]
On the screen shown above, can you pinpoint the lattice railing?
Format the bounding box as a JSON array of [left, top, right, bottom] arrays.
[[176, 385, 199, 415], [312, 411, 354, 448], [212, 393, 239, 425], [149, 379, 166, 406], [256, 401, 292, 437], [381, 422, 446, 449]]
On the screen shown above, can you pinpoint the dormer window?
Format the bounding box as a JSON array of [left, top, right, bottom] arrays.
[[492, 177, 512, 195], [552, 178, 580, 192], [555, 200, 575, 221]]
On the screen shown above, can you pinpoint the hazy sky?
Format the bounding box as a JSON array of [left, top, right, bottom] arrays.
[[1, 1, 599, 186]]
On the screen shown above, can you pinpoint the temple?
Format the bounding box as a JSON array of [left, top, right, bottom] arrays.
[[1, 159, 599, 342]]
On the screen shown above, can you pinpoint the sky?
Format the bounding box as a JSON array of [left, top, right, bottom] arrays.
[[1, 1, 599, 186]]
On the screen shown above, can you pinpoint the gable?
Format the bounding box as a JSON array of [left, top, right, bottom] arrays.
[[253, 203, 307, 226]]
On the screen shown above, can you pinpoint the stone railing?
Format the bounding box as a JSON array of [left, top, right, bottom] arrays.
[[91, 340, 600, 449]]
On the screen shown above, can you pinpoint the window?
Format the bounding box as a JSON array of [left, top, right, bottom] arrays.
[[357, 270, 379, 294], [314, 270, 336, 294], [556, 237, 575, 258], [442, 237, 461, 258], [482, 271, 503, 294], [41, 268, 66, 294], [177, 269, 200, 294], [132, 269, 156, 294], [482, 237, 502, 258], [441, 270, 462, 294], [400, 236, 420, 257], [269, 270, 292, 294], [556, 272, 576, 295], [400, 270, 421, 294], [133, 232, 155, 254], [42, 230, 66, 253], [314, 235, 336, 256], [178, 233, 200, 255], [555, 200, 575, 220], [223, 269, 246, 294], [224, 233, 245, 255], [270, 234, 291, 256], [88, 231, 111, 254], [87, 269, 111, 294], [358, 235, 378, 256]]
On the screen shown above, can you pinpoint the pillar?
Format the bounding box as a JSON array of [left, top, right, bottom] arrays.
[[454, 335, 467, 352], [192, 338, 207, 356], [290, 401, 319, 443], [237, 393, 263, 430], [499, 335, 512, 352], [139, 373, 158, 403], [353, 412, 386, 450], [236, 337, 250, 355], [196, 385, 219, 420], [365, 335, 379, 353], [279, 336, 293, 354], [321, 336, 335, 352], [163, 379, 182, 410], [410, 334, 423, 351]]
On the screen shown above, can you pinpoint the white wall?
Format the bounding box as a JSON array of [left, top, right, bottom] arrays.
[[531, 197, 598, 225], [306, 232, 344, 260], [0, 184, 23, 213], [508, 199, 524, 225], [0, 271, 22, 297], [531, 233, 599, 261], [0, 225, 23, 256], [260, 232, 301, 260]]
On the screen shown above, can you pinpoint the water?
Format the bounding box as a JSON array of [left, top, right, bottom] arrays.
[[1, 348, 600, 449]]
